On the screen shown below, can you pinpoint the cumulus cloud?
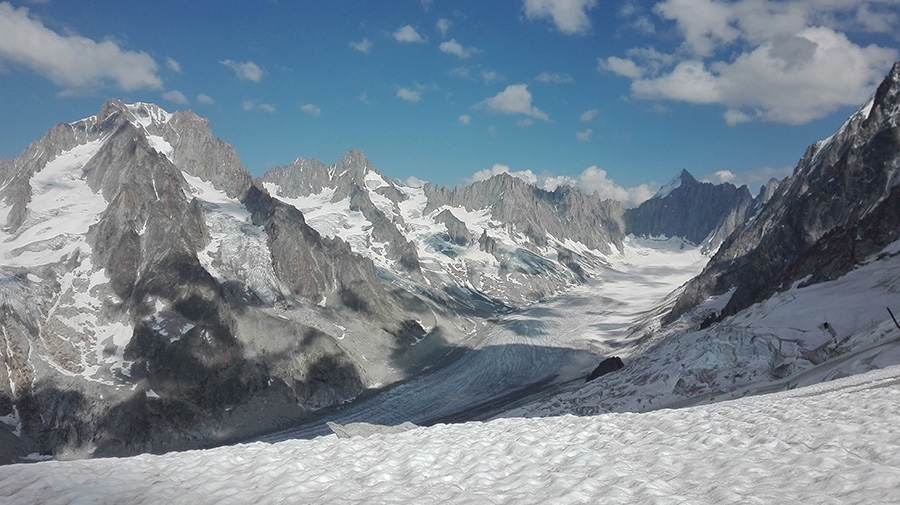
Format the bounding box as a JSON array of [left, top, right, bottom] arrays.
[[482, 70, 501, 85], [243, 100, 276, 113], [523, 0, 598, 35], [197, 93, 215, 104], [221, 59, 263, 82], [436, 18, 453, 37], [162, 90, 188, 105], [576, 128, 592, 141], [580, 108, 599, 122], [604, 0, 899, 126], [535, 72, 573, 83], [479, 84, 549, 121], [393, 25, 425, 43], [166, 57, 181, 73], [300, 103, 321, 117], [440, 39, 479, 59], [397, 87, 421, 102], [701, 166, 793, 189], [465, 164, 538, 186], [459, 114, 471, 125], [600, 56, 645, 79], [404, 175, 426, 188], [0, 3, 162, 92], [349, 38, 373, 54], [543, 166, 655, 207]]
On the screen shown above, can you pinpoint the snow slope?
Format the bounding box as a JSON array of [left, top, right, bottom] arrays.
[[2, 366, 898, 504]]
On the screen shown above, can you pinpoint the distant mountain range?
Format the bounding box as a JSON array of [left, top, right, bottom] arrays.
[[2, 61, 899, 463]]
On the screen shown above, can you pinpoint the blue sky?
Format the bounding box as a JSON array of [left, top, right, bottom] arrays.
[[1, 0, 898, 205]]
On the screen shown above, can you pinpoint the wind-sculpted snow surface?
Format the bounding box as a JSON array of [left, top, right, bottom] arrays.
[[2, 367, 898, 504]]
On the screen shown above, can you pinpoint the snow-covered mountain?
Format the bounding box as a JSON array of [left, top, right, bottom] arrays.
[[669, 61, 900, 325], [0, 100, 476, 462], [262, 153, 626, 308], [2, 61, 900, 469]]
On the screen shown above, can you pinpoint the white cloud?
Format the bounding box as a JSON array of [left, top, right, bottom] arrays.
[[707, 170, 736, 184], [162, 90, 188, 105], [523, 0, 598, 35], [465, 164, 538, 186], [517, 118, 535, 128], [197, 93, 215, 104], [466, 164, 655, 207], [577, 166, 655, 206], [632, 16, 657, 34], [436, 18, 453, 37], [166, 57, 181, 74], [479, 84, 549, 121], [601, 56, 644, 79], [349, 38, 373, 54], [0, 3, 162, 92], [535, 72, 573, 83], [701, 165, 793, 189], [397, 82, 437, 103], [631, 60, 721, 104], [482, 70, 501, 85], [855, 3, 899, 34], [393, 25, 425, 43], [440, 39, 479, 59], [404, 175, 426, 188], [300, 103, 321, 117], [397, 87, 422, 103], [221, 59, 263, 82], [606, 0, 899, 126], [576, 128, 592, 141], [459, 114, 471, 125], [633, 27, 897, 124], [580, 108, 599, 122], [543, 166, 655, 207], [243, 100, 276, 113]]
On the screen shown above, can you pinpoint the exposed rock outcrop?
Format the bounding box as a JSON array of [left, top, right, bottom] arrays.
[[667, 61, 900, 324]]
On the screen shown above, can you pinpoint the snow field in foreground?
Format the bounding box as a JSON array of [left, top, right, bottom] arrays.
[[2, 366, 899, 505]]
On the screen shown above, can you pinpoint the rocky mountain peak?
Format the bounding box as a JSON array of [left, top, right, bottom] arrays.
[[667, 60, 900, 324], [625, 170, 753, 248], [654, 169, 698, 199]]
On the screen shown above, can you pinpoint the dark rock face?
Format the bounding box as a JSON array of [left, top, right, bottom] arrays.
[[667, 61, 900, 324], [625, 169, 755, 250], [242, 183, 403, 322], [586, 356, 624, 382]]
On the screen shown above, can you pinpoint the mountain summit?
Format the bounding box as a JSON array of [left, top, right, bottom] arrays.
[[668, 61, 900, 324], [624, 169, 754, 249]]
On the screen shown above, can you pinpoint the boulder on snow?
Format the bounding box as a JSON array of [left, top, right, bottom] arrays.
[[585, 356, 624, 382]]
